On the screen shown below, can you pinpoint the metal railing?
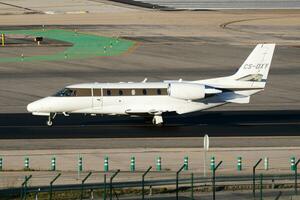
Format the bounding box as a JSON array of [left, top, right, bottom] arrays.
[[1, 172, 299, 199]]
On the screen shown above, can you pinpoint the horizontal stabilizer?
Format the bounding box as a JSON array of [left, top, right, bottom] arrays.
[[226, 96, 250, 104], [221, 92, 250, 104]]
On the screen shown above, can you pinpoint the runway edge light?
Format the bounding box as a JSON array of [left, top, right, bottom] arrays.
[[210, 156, 215, 171], [156, 156, 161, 171], [184, 156, 188, 171], [104, 156, 109, 172], [51, 156, 56, 171], [264, 157, 269, 170], [78, 156, 83, 172], [24, 157, 29, 170], [291, 156, 296, 171], [130, 156, 135, 172], [237, 157, 242, 171], [1, 34, 4, 47]]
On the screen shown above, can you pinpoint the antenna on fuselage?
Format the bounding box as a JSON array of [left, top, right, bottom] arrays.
[[142, 78, 147, 83]]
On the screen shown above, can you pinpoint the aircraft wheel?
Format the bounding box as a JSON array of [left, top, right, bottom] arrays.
[[152, 116, 164, 126], [46, 120, 53, 126], [155, 122, 164, 127]]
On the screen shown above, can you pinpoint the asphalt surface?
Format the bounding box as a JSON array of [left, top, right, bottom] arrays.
[[0, 110, 299, 140], [117, 0, 300, 10], [0, 26, 299, 113], [0, 16, 299, 149]]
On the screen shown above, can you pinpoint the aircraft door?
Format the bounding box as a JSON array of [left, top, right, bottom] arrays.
[[92, 88, 103, 109]]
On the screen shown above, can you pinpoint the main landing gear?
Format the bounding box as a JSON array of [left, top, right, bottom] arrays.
[[47, 113, 57, 126], [152, 115, 164, 126]]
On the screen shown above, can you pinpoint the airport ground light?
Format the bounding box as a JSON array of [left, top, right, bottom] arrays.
[[0, 154, 297, 174]]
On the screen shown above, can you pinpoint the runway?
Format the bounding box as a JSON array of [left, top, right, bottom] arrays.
[[0, 110, 299, 139], [112, 0, 300, 10], [0, 11, 299, 148], [0, 13, 299, 113]]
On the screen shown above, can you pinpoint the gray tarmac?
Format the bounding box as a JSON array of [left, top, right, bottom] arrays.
[[0, 10, 299, 150], [134, 0, 300, 10], [0, 7, 299, 194], [0, 25, 299, 113], [1, 136, 300, 150], [0, 110, 299, 140]]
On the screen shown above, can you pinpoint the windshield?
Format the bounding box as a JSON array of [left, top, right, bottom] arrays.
[[53, 88, 75, 97]]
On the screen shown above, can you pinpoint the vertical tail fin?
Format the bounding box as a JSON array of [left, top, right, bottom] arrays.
[[231, 44, 275, 85]]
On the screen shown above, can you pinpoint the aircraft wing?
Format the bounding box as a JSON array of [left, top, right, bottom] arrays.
[[125, 109, 162, 115]]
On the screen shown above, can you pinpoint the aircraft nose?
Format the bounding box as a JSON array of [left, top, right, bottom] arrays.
[[27, 97, 53, 113], [27, 101, 39, 112], [27, 98, 46, 112]]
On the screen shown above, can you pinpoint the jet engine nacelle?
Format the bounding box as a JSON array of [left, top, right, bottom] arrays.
[[168, 82, 205, 100]]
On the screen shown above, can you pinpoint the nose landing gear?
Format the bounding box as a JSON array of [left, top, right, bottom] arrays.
[[47, 120, 53, 126], [46, 113, 57, 126]]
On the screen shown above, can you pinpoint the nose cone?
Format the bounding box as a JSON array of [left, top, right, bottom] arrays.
[[27, 101, 40, 112], [27, 98, 50, 113]]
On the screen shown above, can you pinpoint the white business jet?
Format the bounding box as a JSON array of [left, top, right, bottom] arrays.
[[27, 44, 275, 126]]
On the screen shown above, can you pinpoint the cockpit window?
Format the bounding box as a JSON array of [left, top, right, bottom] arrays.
[[54, 88, 75, 97], [53, 88, 92, 97]]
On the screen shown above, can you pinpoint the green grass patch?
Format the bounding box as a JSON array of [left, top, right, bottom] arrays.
[[0, 29, 134, 62]]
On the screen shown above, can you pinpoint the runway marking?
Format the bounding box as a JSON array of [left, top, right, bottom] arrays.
[[238, 122, 300, 126], [0, 1, 37, 12], [220, 17, 270, 29], [121, 41, 140, 56], [0, 29, 134, 62], [219, 15, 299, 38]]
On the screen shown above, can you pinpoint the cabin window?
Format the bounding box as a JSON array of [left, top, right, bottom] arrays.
[[75, 88, 92, 96], [135, 89, 143, 95], [161, 88, 168, 95], [142, 89, 147, 95], [147, 89, 157, 95], [122, 89, 131, 96], [157, 89, 161, 95], [93, 89, 102, 96], [100, 88, 168, 96], [131, 89, 136, 95], [103, 89, 118, 96]]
